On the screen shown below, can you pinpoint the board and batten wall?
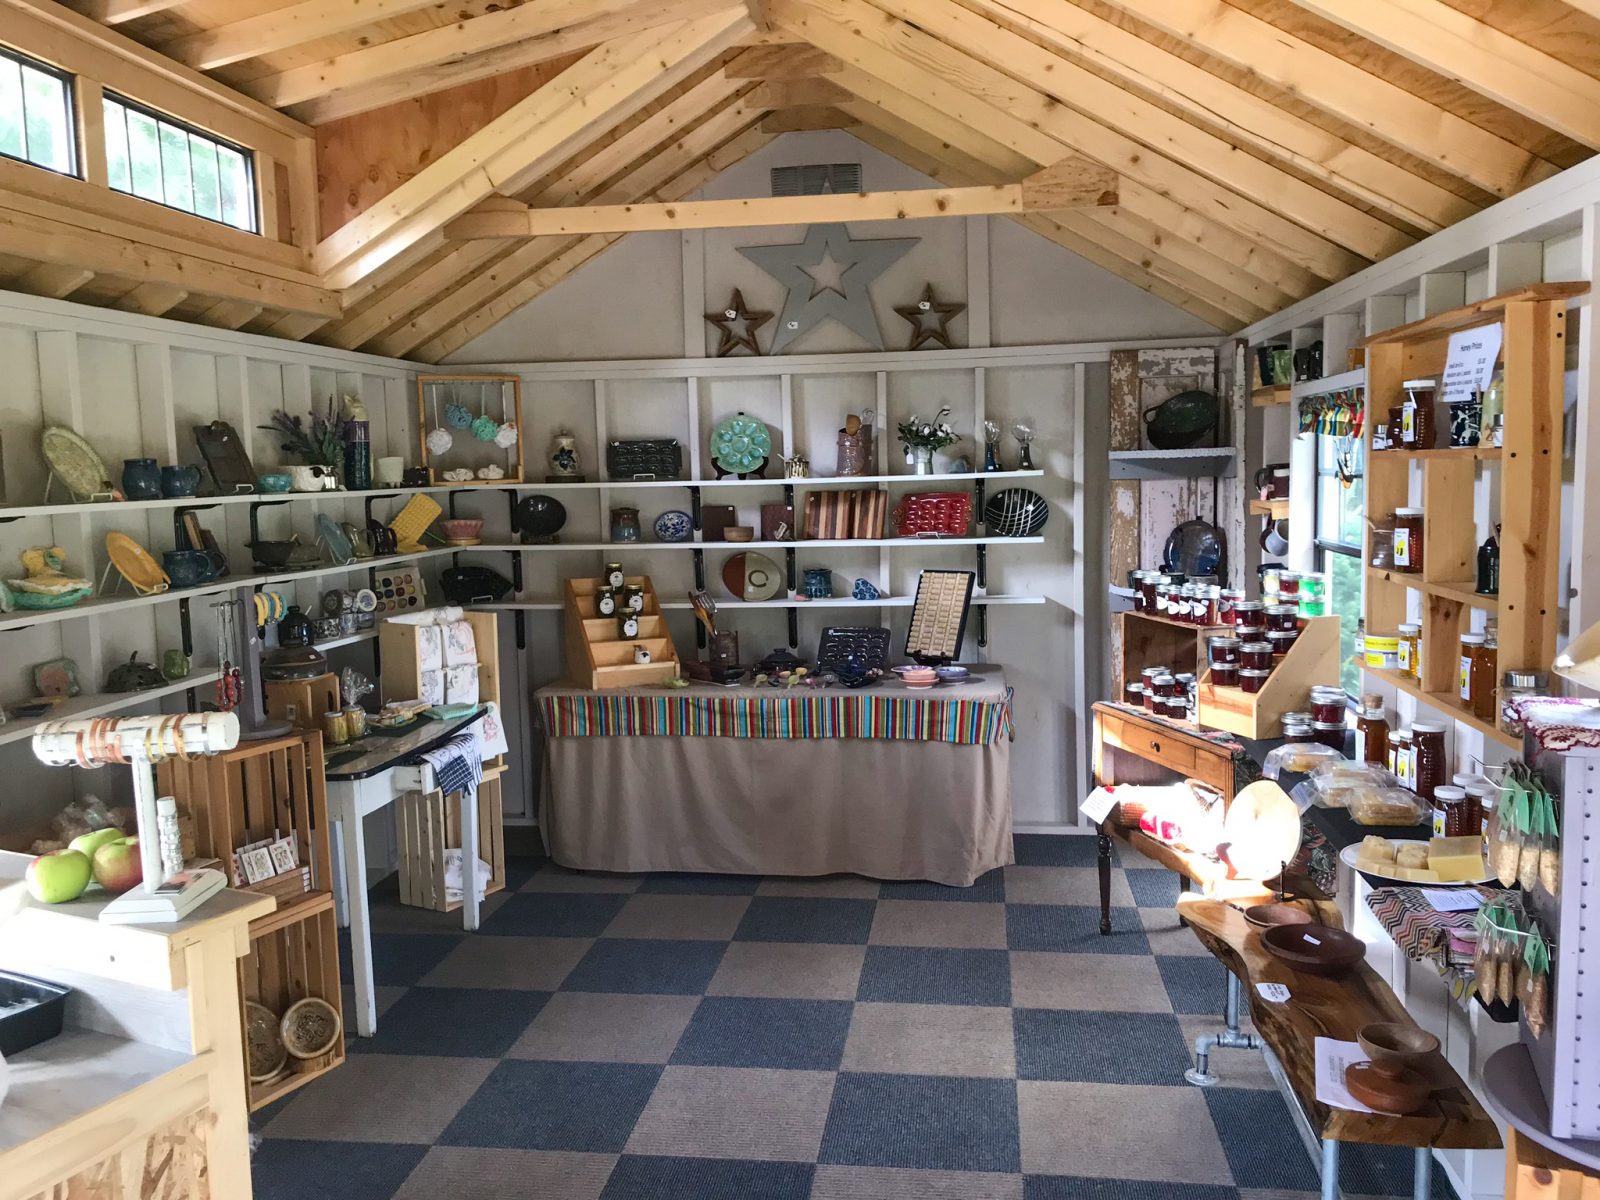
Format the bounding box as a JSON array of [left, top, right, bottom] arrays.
[[445, 130, 1221, 830]]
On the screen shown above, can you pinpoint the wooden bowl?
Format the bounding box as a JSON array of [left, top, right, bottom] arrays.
[[1345, 1061, 1431, 1115], [1357, 1021, 1439, 1078], [246, 1001, 288, 1083], [1260, 923, 1364, 976], [1244, 902, 1314, 930], [281, 996, 343, 1059], [724, 526, 755, 542]]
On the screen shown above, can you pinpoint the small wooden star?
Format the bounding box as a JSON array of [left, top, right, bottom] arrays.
[[895, 284, 965, 350], [705, 289, 772, 356]]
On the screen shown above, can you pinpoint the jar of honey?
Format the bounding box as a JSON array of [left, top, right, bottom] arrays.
[[1398, 622, 1421, 681], [1239, 668, 1271, 694], [1458, 633, 1485, 711], [1240, 641, 1274, 671], [1386, 404, 1406, 451], [1413, 721, 1447, 802], [1464, 632, 1497, 722], [1432, 784, 1468, 839], [1388, 728, 1411, 784], [1356, 695, 1389, 766], [1234, 601, 1266, 636], [1393, 507, 1424, 573], [1402, 378, 1437, 449]]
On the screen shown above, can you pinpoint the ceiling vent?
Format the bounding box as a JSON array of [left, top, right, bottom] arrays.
[[770, 163, 861, 197]]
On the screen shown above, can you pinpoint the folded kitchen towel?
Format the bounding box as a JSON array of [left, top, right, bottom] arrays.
[[444, 619, 477, 666]]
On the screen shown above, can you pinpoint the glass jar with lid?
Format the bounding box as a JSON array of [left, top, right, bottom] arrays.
[[1282, 716, 1314, 742], [1393, 508, 1424, 574], [1389, 728, 1411, 785], [1309, 686, 1346, 725], [1124, 682, 1144, 706], [1386, 404, 1406, 452], [1398, 622, 1421, 681], [1412, 721, 1447, 802], [1356, 694, 1389, 765], [1240, 641, 1274, 671], [1211, 661, 1240, 687], [1136, 572, 1157, 611], [1432, 784, 1468, 838], [1402, 378, 1437, 449], [1239, 668, 1271, 695], [1208, 635, 1241, 666], [1458, 633, 1486, 713], [1370, 513, 1395, 568], [1501, 670, 1548, 734], [1267, 629, 1300, 657], [1219, 589, 1244, 625], [1277, 572, 1301, 597], [1470, 632, 1498, 723], [1312, 721, 1347, 751], [1266, 603, 1300, 633], [1234, 601, 1266, 636]]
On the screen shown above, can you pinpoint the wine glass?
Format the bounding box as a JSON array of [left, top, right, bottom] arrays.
[[982, 419, 1002, 472], [1011, 419, 1036, 470]]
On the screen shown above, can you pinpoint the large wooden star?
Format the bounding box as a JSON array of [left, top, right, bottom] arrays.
[[739, 223, 918, 354], [895, 284, 966, 350], [705, 289, 771, 356]]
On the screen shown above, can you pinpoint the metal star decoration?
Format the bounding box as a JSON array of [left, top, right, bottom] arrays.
[[704, 289, 771, 356], [738, 223, 918, 354], [895, 284, 966, 350]]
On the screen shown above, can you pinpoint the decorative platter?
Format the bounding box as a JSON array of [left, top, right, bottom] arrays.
[[1339, 839, 1493, 886], [42, 427, 113, 500], [318, 514, 355, 565], [654, 510, 693, 543], [720, 551, 782, 602], [984, 488, 1049, 537], [105, 532, 169, 595], [709, 414, 772, 475]]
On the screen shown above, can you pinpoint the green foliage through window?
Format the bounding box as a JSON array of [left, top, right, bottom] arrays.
[[0, 48, 75, 176], [103, 92, 255, 232]]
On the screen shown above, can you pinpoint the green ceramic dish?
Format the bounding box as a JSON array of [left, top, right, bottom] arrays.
[[1143, 389, 1219, 450], [710, 414, 773, 474]]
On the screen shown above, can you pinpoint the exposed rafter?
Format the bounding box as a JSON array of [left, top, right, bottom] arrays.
[[157, 0, 445, 71]]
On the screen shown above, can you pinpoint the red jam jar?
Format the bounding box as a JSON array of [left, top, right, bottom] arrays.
[[1312, 721, 1346, 750], [1210, 661, 1240, 687], [1240, 641, 1274, 671], [1235, 601, 1266, 635], [1309, 686, 1345, 725], [1208, 635, 1241, 666], [1154, 673, 1179, 700], [1125, 682, 1144, 706], [1266, 603, 1299, 633], [1267, 630, 1299, 657], [1137, 573, 1157, 611], [1219, 589, 1245, 625], [1142, 685, 1158, 712], [1240, 668, 1271, 694], [1277, 572, 1300, 597]]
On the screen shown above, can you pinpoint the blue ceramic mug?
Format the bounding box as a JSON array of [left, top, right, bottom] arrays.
[[122, 458, 161, 500], [803, 567, 833, 599], [162, 549, 220, 588], [161, 464, 202, 497]]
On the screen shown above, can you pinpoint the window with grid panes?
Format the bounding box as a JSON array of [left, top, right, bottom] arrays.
[[1314, 430, 1366, 696], [0, 47, 75, 176], [102, 92, 256, 232]]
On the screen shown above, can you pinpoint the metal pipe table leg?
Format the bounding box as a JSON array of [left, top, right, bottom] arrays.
[[1320, 1138, 1340, 1200], [1412, 1145, 1432, 1200], [1185, 972, 1261, 1087]]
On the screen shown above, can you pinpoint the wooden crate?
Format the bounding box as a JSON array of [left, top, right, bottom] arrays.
[[1196, 615, 1343, 738], [265, 672, 340, 731], [238, 897, 345, 1111], [1116, 610, 1224, 693], [563, 574, 680, 689], [395, 774, 507, 913], [379, 610, 504, 772]]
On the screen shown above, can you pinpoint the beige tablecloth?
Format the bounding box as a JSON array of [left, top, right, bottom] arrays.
[[535, 670, 1013, 887]]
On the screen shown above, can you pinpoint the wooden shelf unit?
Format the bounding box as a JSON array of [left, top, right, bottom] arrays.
[[1196, 615, 1343, 738], [1251, 383, 1292, 407], [1366, 666, 1519, 750], [562, 574, 680, 689], [1114, 609, 1225, 693], [1249, 498, 1290, 519], [1361, 284, 1575, 742]]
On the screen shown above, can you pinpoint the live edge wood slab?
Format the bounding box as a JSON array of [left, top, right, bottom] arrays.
[[1176, 895, 1501, 1152]]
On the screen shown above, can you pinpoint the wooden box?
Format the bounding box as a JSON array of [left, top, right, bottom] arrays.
[[239, 897, 344, 1110], [265, 672, 340, 730], [1116, 610, 1224, 693], [379, 610, 504, 773], [562, 574, 680, 689], [395, 774, 507, 913], [1196, 615, 1342, 739]]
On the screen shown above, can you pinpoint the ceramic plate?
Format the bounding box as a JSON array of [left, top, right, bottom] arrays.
[[1338, 839, 1492, 886], [354, 588, 378, 613], [655, 510, 693, 543], [720, 551, 782, 602], [318, 514, 355, 565], [42, 427, 113, 500], [105, 531, 169, 594], [984, 488, 1049, 537], [710, 414, 773, 474]]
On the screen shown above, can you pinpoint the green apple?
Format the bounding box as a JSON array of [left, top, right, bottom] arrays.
[[92, 836, 143, 895], [25, 849, 92, 903], [68, 827, 125, 860]]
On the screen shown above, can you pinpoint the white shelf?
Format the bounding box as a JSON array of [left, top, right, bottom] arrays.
[[1290, 367, 1366, 401], [0, 671, 224, 749], [313, 628, 379, 651], [469, 537, 1044, 553], [0, 484, 467, 523], [475, 595, 1048, 612], [1107, 447, 1237, 480], [524, 469, 1045, 491]]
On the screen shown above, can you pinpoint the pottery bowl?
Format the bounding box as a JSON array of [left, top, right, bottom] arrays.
[[257, 473, 292, 493], [1260, 923, 1364, 976], [1357, 1022, 1439, 1077], [247, 540, 297, 569], [935, 665, 971, 682], [724, 526, 755, 542], [1243, 903, 1314, 930], [437, 518, 484, 542]]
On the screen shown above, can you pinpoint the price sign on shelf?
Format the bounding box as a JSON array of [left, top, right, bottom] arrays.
[[1440, 323, 1504, 404]]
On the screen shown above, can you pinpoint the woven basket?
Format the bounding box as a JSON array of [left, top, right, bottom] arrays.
[[892, 491, 971, 538]]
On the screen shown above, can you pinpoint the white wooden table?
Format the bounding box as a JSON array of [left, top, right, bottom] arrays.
[[326, 711, 484, 1037]]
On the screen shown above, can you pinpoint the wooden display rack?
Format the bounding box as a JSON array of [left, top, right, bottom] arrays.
[[395, 775, 507, 913], [158, 732, 344, 1111], [563, 574, 680, 689], [380, 609, 505, 773], [1361, 283, 1580, 749], [1196, 615, 1342, 738], [1115, 609, 1224, 693]]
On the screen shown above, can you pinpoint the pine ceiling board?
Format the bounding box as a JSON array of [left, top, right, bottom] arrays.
[[1231, 0, 1589, 168], [1433, 0, 1600, 79]]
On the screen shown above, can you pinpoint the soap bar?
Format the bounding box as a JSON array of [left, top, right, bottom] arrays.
[[1428, 835, 1486, 882], [1390, 865, 1443, 883], [1429, 836, 1482, 859]]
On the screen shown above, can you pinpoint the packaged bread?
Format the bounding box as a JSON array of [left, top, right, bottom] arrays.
[[1348, 789, 1429, 827]]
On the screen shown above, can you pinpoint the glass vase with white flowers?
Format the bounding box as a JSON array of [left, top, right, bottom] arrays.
[[898, 408, 958, 475]]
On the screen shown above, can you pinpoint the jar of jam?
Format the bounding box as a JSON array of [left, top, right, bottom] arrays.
[[1208, 635, 1241, 666], [1282, 711, 1312, 730], [1412, 721, 1447, 802], [1266, 603, 1299, 633], [1277, 572, 1300, 597], [1235, 601, 1266, 636], [1268, 630, 1299, 657], [1432, 784, 1468, 838], [1309, 686, 1345, 724], [1210, 661, 1240, 687], [1313, 721, 1347, 751], [1282, 718, 1314, 742], [1240, 641, 1274, 671], [1402, 378, 1437, 449], [1124, 682, 1144, 706], [1202, 585, 1221, 626], [1239, 668, 1271, 694], [1356, 695, 1389, 766], [1137, 572, 1157, 611], [1393, 507, 1424, 573], [1141, 666, 1167, 694], [1154, 673, 1179, 701], [1261, 566, 1283, 594], [1219, 589, 1245, 625], [1398, 622, 1421, 681], [1155, 584, 1175, 616]]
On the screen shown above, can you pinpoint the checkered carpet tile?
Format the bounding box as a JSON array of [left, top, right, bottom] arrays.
[[251, 835, 1459, 1200]]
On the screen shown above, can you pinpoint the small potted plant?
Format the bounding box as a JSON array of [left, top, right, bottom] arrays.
[[261, 397, 345, 490], [898, 408, 958, 475]]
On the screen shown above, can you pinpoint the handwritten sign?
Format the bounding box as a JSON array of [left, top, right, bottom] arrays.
[[1440, 323, 1503, 404]]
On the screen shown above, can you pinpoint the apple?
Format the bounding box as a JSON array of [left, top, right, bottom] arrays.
[[68, 827, 125, 860], [25, 849, 92, 904], [92, 836, 143, 895]]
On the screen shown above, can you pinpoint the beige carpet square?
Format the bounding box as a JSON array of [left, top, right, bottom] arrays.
[[392, 1147, 616, 1200], [707, 941, 866, 1000], [522, 866, 642, 894], [1017, 1080, 1233, 1184], [756, 875, 883, 898], [625, 1065, 836, 1161], [841, 1002, 1016, 1077], [509, 991, 699, 1063], [1009, 951, 1173, 1013], [265, 1054, 495, 1143], [1139, 906, 1213, 956], [421, 935, 592, 990], [602, 894, 751, 940], [811, 1166, 1023, 1199], [869, 900, 1007, 949], [1004, 865, 1134, 907]]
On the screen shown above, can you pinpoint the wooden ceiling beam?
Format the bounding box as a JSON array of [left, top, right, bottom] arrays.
[[750, 78, 850, 107], [10, 262, 94, 299], [1283, 0, 1600, 149], [72, 0, 185, 24], [110, 281, 188, 316], [759, 106, 857, 132], [957, 0, 1474, 233], [783, 0, 1360, 282], [856, 0, 1412, 260], [157, 0, 444, 71], [194, 298, 265, 329], [725, 43, 842, 76], [1090, 0, 1559, 198], [312, 7, 753, 290]]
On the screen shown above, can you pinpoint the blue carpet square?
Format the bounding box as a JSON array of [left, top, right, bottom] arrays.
[[1013, 834, 1108, 866], [1124, 868, 1182, 907], [1006, 904, 1150, 954], [479, 892, 630, 937], [638, 871, 765, 894], [561, 937, 726, 994], [253, 1139, 427, 1200], [820, 1071, 1020, 1172], [502, 855, 543, 891], [601, 1155, 813, 1199], [879, 867, 1005, 902], [339, 930, 460, 986], [856, 946, 1012, 1006], [441, 1059, 661, 1151], [1024, 1179, 1240, 1199], [734, 896, 876, 944], [670, 996, 853, 1070], [348, 986, 546, 1058], [1014, 1009, 1190, 1084], [1156, 956, 1229, 1015]]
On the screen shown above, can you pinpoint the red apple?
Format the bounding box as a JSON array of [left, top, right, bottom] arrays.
[[91, 836, 143, 895], [25, 849, 92, 903]]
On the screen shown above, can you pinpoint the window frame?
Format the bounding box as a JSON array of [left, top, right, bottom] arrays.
[[101, 89, 258, 234], [1313, 427, 1366, 699], [0, 45, 77, 179]]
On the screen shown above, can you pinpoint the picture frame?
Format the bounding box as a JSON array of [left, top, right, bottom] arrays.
[[416, 374, 525, 486]]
